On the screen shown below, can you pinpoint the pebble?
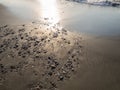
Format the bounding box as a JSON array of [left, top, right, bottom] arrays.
[[0, 64, 4, 69], [62, 28, 67, 32], [4, 25, 8, 28], [53, 32, 58, 38], [59, 75, 64, 81], [44, 18, 49, 20], [48, 72, 53, 76], [50, 64, 56, 70]]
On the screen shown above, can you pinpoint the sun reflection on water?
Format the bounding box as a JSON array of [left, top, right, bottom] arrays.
[[38, 0, 60, 25]]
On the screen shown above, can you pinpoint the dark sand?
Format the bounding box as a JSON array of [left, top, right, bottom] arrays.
[[60, 35, 120, 90]]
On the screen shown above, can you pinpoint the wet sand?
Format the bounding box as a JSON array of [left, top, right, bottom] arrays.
[[0, 4, 25, 25], [59, 35, 120, 90], [0, 21, 82, 90]]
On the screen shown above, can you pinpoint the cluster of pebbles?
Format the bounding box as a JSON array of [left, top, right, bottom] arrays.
[[0, 21, 82, 90]]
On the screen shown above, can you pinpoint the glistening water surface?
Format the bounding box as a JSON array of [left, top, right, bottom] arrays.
[[0, 0, 120, 35]]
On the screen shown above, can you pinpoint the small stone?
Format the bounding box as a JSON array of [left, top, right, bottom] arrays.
[[71, 55, 75, 58], [34, 28, 38, 29], [44, 18, 49, 20], [22, 44, 28, 50], [0, 64, 4, 69], [19, 29, 25, 32], [13, 44, 19, 48], [68, 41, 70, 44], [22, 55, 26, 58], [59, 76, 64, 81], [48, 57, 51, 60], [22, 24, 25, 27], [62, 28, 67, 32], [35, 56, 39, 58], [51, 64, 56, 69], [71, 68, 74, 72], [11, 32, 15, 34], [62, 70, 66, 74], [4, 25, 8, 28], [50, 82, 56, 88], [68, 51, 71, 54], [48, 39, 50, 42], [48, 72, 52, 76], [21, 37, 24, 39], [35, 86, 40, 90], [18, 51, 21, 55], [0, 45, 3, 48], [53, 32, 58, 38], [0, 49, 4, 54], [10, 66, 16, 69]]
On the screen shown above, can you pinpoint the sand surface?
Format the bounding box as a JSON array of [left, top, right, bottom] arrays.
[[1, 0, 120, 90], [0, 21, 82, 90], [59, 35, 120, 90]]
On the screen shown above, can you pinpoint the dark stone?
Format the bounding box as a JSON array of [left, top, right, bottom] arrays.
[[21, 37, 24, 39], [54, 61, 59, 66], [11, 32, 15, 34], [48, 72, 53, 76], [68, 41, 70, 44], [13, 44, 19, 48], [18, 51, 21, 55], [4, 25, 8, 28], [32, 22, 35, 23], [0, 64, 4, 69], [35, 56, 39, 58], [22, 55, 26, 58], [53, 32, 58, 38], [51, 64, 56, 70], [34, 28, 38, 29], [44, 18, 49, 20], [22, 24, 25, 27], [19, 29, 25, 32], [59, 75, 64, 81], [71, 55, 75, 58], [0, 45, 4, 48], [50, 82, 57, 88], [0, 49, 4, 54], [22, 45, 28, 50], [48, 57, 51, 60], [10, 66, 16, 69], [62, 28, 67, 32]]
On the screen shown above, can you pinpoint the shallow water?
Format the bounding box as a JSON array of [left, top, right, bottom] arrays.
[[0, 0, 120, 35], [61, 2, 120, 36]]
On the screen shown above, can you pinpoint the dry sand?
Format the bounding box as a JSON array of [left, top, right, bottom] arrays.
[[0, 20, 83, 90]]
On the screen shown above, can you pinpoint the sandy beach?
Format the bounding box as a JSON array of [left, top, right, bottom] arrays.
[[0, 21, 82, 90], [0, 0, 120, 90], [1, 23, 120, 90]]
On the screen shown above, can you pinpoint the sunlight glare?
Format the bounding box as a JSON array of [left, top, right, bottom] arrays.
[[38, 0, 60, 24]]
